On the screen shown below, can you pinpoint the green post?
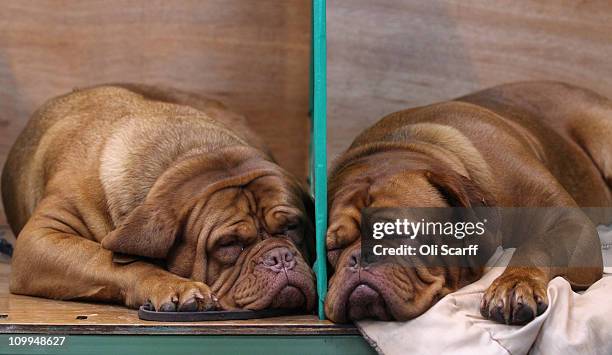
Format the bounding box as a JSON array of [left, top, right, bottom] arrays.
[[310, 0, 328, 320]]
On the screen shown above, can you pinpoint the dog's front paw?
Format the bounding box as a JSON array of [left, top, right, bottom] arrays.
[[132, 275, 219, 312], [480, 268, 548, 325]]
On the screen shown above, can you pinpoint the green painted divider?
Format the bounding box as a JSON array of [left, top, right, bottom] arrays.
[[0, 335, 375, 355], [310, 0, 328, 320]]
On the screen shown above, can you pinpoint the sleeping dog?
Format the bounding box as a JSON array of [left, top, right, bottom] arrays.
[[2, 84, 316, 313], [325, 81, 611, 324]]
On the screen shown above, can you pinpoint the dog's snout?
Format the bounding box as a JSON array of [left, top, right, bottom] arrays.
[[262, 247, 296, 272]]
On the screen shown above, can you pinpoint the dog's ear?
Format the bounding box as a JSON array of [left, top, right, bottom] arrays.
[[424, 170, 492, 207], [102, 149, 281, 260], [102, 201, 180, 259]]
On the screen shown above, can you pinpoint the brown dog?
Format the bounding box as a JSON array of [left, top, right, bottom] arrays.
[[325, 81, 612, 324], [2, 84, 316, 313]]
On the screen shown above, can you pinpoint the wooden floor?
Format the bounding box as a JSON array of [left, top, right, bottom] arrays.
[[0, 253, 355, 335]]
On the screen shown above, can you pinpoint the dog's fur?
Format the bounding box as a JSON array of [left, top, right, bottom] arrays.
[[2, 84, 316, 312], [325, 81, 612, 324]]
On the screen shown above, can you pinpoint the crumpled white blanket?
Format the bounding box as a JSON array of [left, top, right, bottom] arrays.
[[357, 225, 612, 355]]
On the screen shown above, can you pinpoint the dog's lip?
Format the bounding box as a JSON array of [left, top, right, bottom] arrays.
[[346, 281, 383, 314], [346, 284, 392, 321], [326, 276, 368, 322], [329, 270, 410, 322], [238, 270, 315, 311], [271, 285, 306, 309]]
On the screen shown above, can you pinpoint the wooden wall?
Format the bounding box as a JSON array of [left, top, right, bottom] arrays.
[[4, 0, 612, 226], [328, 0, 612, 160], [0, 0, 311, 226]]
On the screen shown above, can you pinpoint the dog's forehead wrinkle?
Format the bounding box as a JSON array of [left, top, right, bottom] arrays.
[[239, 186, 258, 214]]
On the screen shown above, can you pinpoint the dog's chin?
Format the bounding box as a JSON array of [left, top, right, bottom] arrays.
[[326, 281, 393, 323], [232, 270, 316, 312], [347, 284, 393, 321], [270, 285, 306, 309], [326, 271, 441, 323]]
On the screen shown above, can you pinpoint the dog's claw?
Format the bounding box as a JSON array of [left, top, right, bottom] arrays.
[[490, 300, 506, 323], [136, 276, 218, 313], [159, 302, 177, 312], [535, 296, 548, 315], [178, 298, 198, 312], [511, 301, 534, 325]]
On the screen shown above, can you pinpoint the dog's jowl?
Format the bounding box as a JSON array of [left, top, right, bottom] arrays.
[[2, 84, 316, 313], [325, 81, 612, 324]]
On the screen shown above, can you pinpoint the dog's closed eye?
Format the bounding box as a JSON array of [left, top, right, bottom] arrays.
[[214, 237, 246, 265]]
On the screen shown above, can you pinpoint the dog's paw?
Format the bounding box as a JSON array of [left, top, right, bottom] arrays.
[[480, 268, 548, 325], [135, 276, 219, 312]]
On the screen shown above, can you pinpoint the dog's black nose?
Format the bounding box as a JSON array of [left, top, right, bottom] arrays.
[[262, 247, 296, 272]]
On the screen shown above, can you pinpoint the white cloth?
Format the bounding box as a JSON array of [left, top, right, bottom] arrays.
[[357, 226, 612, 355]]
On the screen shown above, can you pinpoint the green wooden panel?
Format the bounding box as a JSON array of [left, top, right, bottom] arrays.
[[310, 0, 328, 321], [0, 335, 374, 355]]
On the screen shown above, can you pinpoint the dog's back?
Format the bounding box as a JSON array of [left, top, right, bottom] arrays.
[[458, 81, 612, 206], [1, 84, 266, 236], [349, 81, 612, 209]]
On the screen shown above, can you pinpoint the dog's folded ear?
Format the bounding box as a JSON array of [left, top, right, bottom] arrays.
[[102, 202, 180, 259], [424, 170, 493, 207], [101, 149, 284, 260]]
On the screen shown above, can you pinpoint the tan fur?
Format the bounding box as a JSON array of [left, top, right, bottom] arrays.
[[99, 110, 248, 224], [325, 81, 611, 324], [1, 84, 316, 312], [384, 123, 496, 192]]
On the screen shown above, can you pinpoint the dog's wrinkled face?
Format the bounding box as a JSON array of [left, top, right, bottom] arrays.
[[103, 156, 316, 312], [168, 175, 316, 311], [325, 152, 488, 322]]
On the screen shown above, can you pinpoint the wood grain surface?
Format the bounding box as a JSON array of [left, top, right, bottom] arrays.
[[0, 0, 311, 225], [328, 0, 612, 160], [0, 248, 356, 335], [0, 227, 355, 334]]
